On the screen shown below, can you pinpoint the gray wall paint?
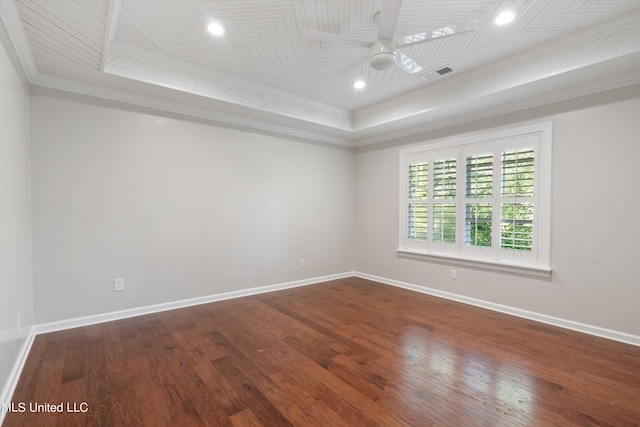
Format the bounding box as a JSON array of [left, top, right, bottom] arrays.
[[0, 19, 33, 400], [30, 88, 355, 324], [355, 86, 640, 336]]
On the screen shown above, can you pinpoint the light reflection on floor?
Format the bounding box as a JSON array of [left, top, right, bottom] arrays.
[[399, 327, 537, 424], [495, 365, 536, 423]]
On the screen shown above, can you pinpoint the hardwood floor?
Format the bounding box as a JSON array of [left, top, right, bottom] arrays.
[[4, 277, 640, 426]]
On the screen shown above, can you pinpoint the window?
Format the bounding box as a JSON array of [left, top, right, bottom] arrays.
[[399, 124, 552, 276]]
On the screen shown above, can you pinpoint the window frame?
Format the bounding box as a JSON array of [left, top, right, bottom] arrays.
[[398, 123, 552, 277]]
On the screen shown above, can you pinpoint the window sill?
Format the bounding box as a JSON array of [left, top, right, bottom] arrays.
[[397, 249, 552, 278]]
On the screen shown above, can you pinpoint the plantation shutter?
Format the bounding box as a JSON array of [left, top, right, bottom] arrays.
[[501, 148, 534, 251], [465, 154, 493, 247], [432, 158, 456, 243], [407, 162, 428, 241], [400, 125, 549, 275]]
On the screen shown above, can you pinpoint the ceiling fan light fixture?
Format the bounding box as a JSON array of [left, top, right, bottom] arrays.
[[370, 53, 396, 70], [369, 40, 398, 71]]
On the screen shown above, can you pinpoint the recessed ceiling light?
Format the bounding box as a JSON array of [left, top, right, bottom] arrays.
[[207, 22, 225, 36], [494, 10, 516, 26], [354, 80, 366, 89]]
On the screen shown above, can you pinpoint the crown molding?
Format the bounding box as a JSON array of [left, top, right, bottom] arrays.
[[30, 73, 354, 147], [352, 58, 640, 147]]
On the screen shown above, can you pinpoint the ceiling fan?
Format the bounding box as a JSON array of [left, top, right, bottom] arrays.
[[300, 0, 479, 76]]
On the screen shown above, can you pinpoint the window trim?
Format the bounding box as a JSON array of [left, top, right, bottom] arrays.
[[398, 123, 552, 278]]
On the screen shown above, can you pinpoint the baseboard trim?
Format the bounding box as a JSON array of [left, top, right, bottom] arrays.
[[355, 272, 640, 348], [34, 272, 355, 335], [0, 327, 36, 426]]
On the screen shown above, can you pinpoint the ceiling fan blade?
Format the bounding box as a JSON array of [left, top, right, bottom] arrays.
[[377, 0, 403, 40], [338, 55, 369, 75], [299, 28, 371, 48], [397, 20, 480, 49], [396, 51, 425, 75]]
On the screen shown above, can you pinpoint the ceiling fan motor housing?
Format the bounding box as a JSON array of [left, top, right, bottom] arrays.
[[369, 40, 398, 70]]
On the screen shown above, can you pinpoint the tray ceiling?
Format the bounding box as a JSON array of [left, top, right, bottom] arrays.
[[2, 0, 640, 146]]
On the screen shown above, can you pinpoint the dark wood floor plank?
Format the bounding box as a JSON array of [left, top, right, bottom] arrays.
[[269, 366, 371, 427], [212, 356, 292, 426], [57, 378, 87, 427], [260, 295, 386, 361], [125, 353, 172, 427], [83, 339, 112, 426], [228, 408, 264, 427], [4, 277, 640, 426], [61, 328, 85, 384], [258, 384, 323, 427], [296, 358, 412, 426]]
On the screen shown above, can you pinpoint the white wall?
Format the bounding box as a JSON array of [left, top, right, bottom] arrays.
[[0, 18, 33, 402], [355, 84, 640, 337], [30, 88, 355, 324]]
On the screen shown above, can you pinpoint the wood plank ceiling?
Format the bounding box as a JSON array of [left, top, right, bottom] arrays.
[[3, 0, 640, 146]]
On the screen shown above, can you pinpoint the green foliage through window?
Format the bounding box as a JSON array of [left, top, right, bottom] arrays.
[[408, 162, 428, 200], [465, 203, 492, 247], [466, 154, 493, 198], [502, 149, 534, 198], [433, 158, 456, 199], [408, 204, 428, 241], [501, 203, 533, 251], [433, 203, 456, 243]]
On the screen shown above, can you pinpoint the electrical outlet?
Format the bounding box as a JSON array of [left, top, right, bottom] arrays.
[[114, 278, 125, 292], [450, 269, 457, 280], [299, 258, 305, 267]]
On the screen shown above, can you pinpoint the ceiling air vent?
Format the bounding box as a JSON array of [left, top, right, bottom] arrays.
[[419, 66, 454, 81]]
